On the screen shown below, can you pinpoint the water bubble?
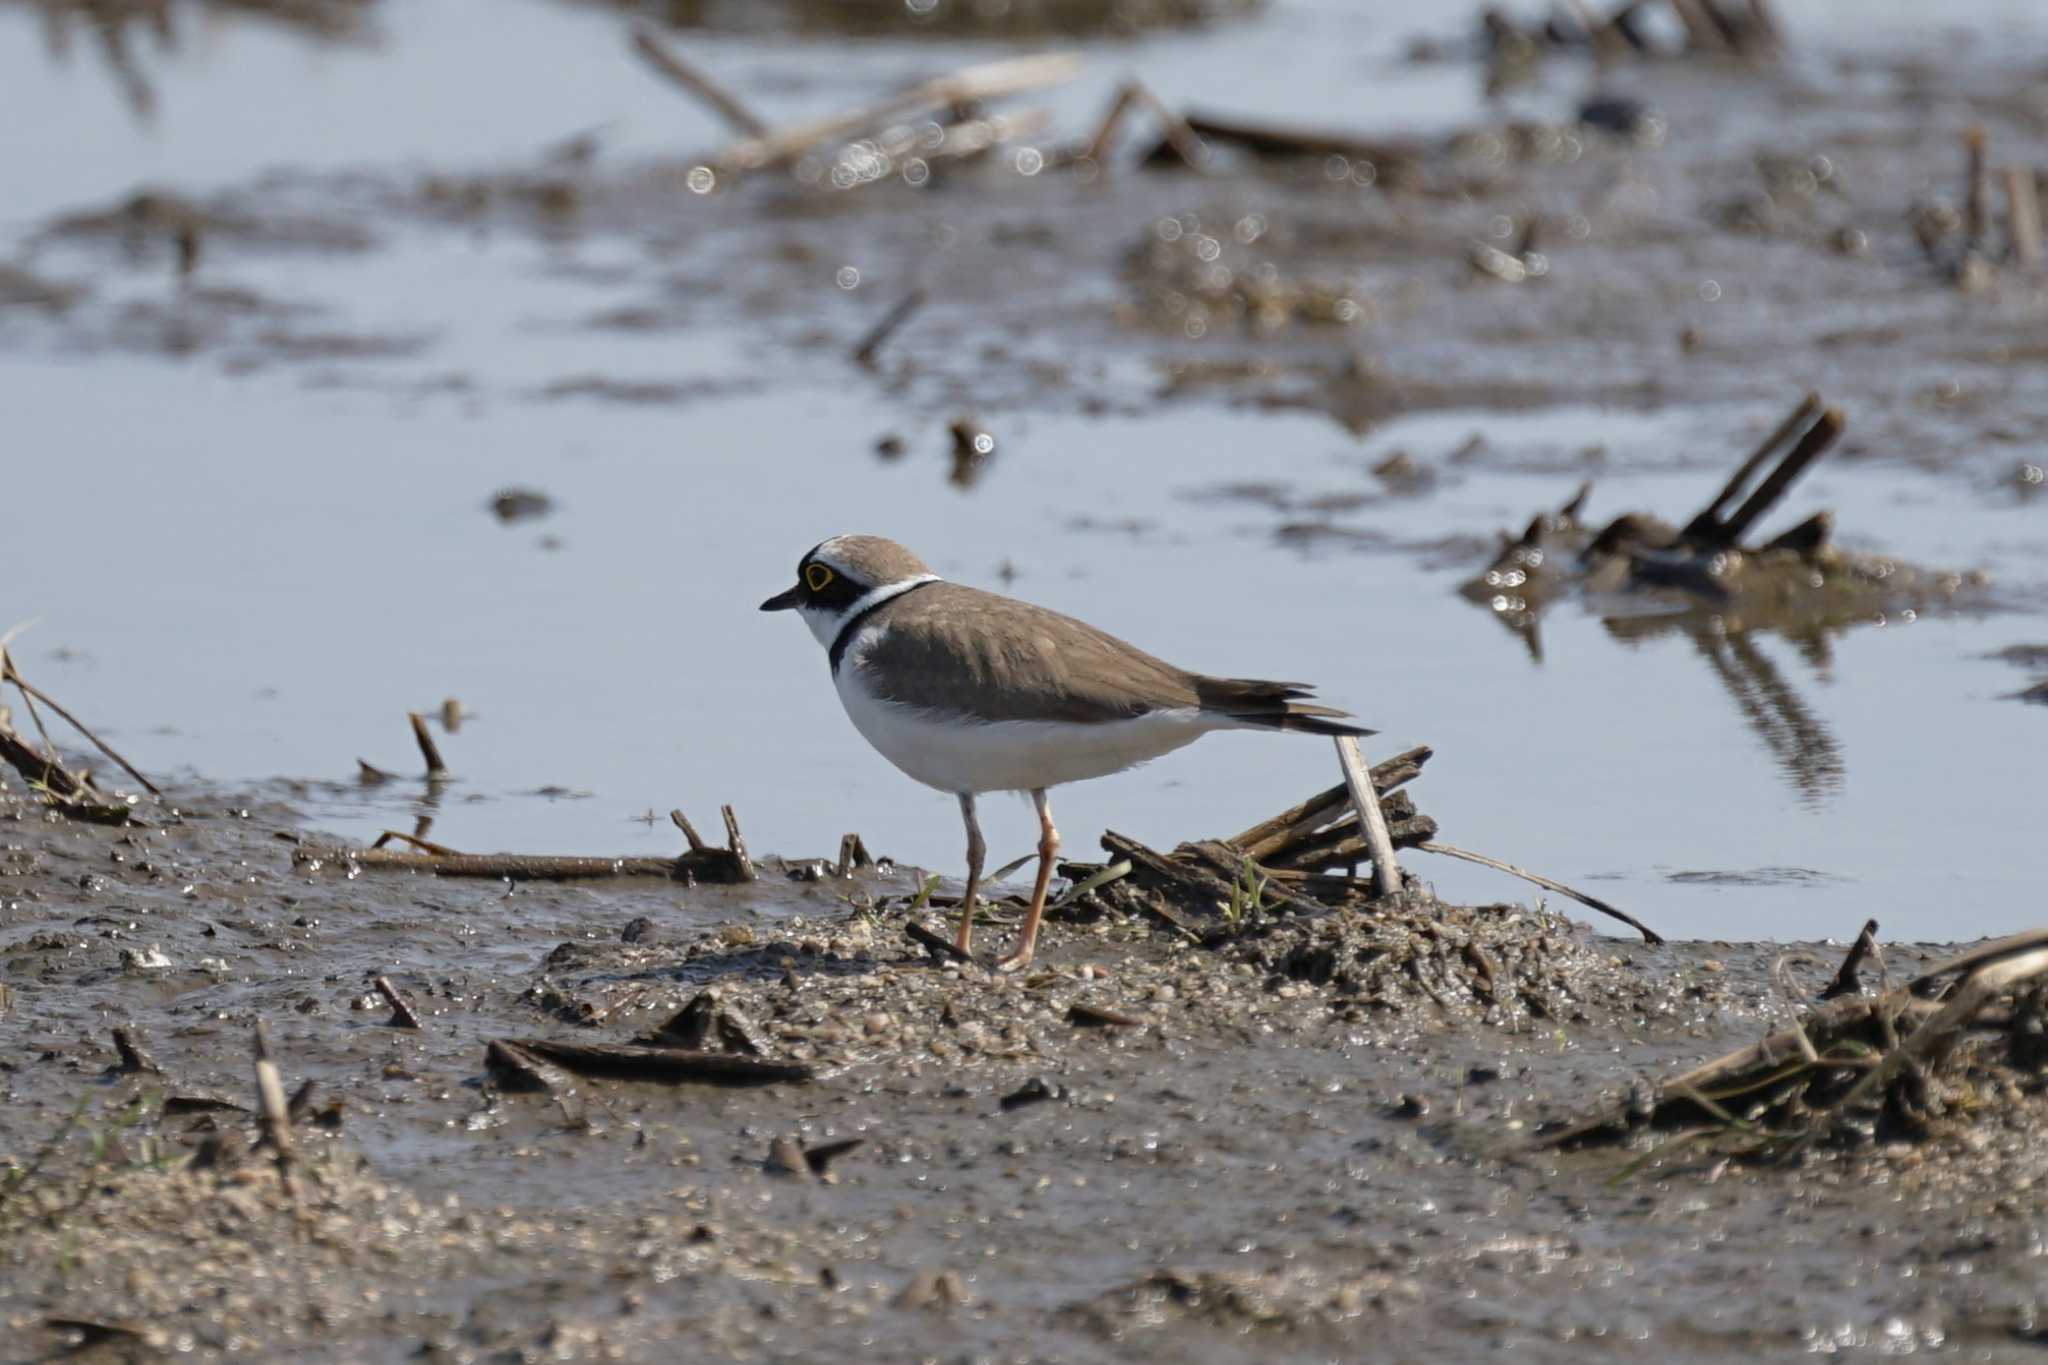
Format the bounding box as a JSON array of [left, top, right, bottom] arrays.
[[1014, 146, 1045, 176], [1157, 218, 1184, 243], [902, 159, 930, 187], [836, 267, 861, 290], [1699, 280, 1723, 302], [1324, 154, 1351, 181], [685, 166, 716, 195], [1234, 214, 1265, 244]]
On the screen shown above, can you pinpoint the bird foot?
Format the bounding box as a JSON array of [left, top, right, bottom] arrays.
[[991, 945, 1036, 975]]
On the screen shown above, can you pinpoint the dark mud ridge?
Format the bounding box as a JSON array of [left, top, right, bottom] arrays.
[[5, 778, 2048, 1363]]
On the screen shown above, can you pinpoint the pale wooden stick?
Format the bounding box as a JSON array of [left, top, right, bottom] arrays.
[[715, 53, 1078, 174], [1333, 736, 1402, 898], [2005, 166, 2041, 265]]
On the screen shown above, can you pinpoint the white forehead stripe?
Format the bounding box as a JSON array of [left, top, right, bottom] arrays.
[[811, 536, 862, 577]]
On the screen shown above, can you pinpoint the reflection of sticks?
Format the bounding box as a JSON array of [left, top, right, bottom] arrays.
[[630, 27, 765, 137], [1681, 392, 1818, 541], [1416, 840, 1663, 943], [1334, 736, 1403, 897], [715, 53, 1078, 174], [851, 288, 926, 367], [1716, 407, 1843, 546], [408, 712, 447, 778], [1689, 629, 1843, 800]]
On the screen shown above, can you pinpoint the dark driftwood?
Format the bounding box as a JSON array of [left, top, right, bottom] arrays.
[[1821, 918, 1882, 999], [352, 806, 754, 882], [1681, 392, 1819, 540], [484, 1040, 575, 1094], [1169, 109, 1422, 174], [906, 920, 972, 962], [408, 712, 447, 778], [497, 1038, 813, 1086], [353, 847, 732, 882], [1716, 407, 1843, 546], [375, 975, 423, 1029]]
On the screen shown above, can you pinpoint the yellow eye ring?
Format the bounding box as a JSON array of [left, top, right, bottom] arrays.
[[805, 563, 835, 592]]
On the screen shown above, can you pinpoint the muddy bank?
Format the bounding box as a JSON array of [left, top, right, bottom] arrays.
[[5, 778, 2047, 1362]]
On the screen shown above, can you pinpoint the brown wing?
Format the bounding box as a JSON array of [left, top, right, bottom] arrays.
[[854, 583, 1200, 724]]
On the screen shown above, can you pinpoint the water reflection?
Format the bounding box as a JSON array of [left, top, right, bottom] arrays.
[[1605, 612, 1845, 802]]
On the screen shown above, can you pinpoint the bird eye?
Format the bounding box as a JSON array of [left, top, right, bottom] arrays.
[[805, 564, 835, 592]]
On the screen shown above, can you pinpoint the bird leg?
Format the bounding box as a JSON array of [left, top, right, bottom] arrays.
[[954, 792, 985, 956], [994, 789, 1058, 974]]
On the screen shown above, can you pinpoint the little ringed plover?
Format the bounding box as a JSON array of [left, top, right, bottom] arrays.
[[762, 535, 1372, 972]]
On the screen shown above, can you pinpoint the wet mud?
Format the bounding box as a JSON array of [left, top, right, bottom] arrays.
[[6, 782, 2048, 1362]]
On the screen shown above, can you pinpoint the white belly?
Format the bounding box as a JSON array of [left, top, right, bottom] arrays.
[[834, 664, 1220, 795]]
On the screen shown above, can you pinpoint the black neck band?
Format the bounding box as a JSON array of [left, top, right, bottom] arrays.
[[829, 580, 935, 675]]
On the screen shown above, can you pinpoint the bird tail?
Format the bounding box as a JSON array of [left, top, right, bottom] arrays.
[[1192, 677, 1375, 738]]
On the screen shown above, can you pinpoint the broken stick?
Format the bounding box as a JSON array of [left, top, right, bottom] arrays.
[[1334, 735, 1403, 898]]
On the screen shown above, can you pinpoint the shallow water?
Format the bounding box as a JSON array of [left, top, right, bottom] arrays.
[[4, 0, 2046, 944]]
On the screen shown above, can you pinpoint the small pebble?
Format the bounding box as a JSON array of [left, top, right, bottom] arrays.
[[864, 1011, 892, 1036]]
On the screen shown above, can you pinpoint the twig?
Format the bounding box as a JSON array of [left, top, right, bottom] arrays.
[[1964, 126, 1988, 249], [498, 1038, 813, 1085], [408, 712, 447, 778], [251, 1021, 297, 1199], [374, 975, 423, 1029], [1333, 736, 1403, 897], [1820, 918, 1882, 1000], [630, 26, 765, 137], [369, 829, 458, 855], [349, 844, 743, 882], [851, 288, 926, 367], [906, 919, 972, 962], [1416, 840, 1663, 944], [1085, 79, 1206, 170], [0, 655, 160, 796], [2004, 165, 2041, 266]]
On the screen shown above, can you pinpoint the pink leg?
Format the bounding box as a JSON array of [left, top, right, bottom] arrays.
[[994, 790, 1057, 974]]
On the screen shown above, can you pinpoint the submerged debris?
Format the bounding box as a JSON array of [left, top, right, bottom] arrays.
[[1462, 394, 1983, 641]]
